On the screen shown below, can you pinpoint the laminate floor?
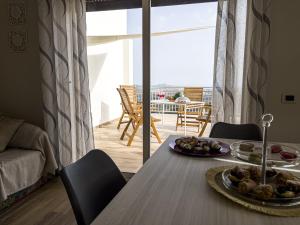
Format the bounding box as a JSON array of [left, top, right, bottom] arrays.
[[0, 172, 135, 225], [0, 178, 76, 225]]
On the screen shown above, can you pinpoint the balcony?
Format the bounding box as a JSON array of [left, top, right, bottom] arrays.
[[93, 86, 212, 173], [136, 86, 212, 113]]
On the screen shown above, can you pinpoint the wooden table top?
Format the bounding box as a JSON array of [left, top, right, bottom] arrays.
[[92, 136, 300, 225]]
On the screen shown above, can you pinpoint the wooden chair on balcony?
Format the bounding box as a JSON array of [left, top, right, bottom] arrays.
[[117, 88, 161, 146], [197, 104, 212, 137], [176, 87, 204, 131], [117, 85, 139, 129], [184, 87, 204, 101]]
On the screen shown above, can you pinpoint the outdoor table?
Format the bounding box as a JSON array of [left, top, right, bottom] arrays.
[[92, 135, 300, 225]]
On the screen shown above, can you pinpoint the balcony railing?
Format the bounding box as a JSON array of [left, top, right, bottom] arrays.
[[136, 86, 212, 113]]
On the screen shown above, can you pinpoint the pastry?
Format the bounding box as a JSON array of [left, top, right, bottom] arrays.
[[231, 166, 250, 179], [253, 184, 274, 200], [228, 174, 240, 185], [239, 143, 254, 152], [174, 137, 223, 154], [280, 151, 297, 161], [266, 169, 277, 178], [280, 191, 296, 198], [271, 144, 282, 153], [238, 178, 257, 194], [276, 172, 296, 185], [286, 180, 300, 192], [227, 166, 300, 200], [248, 153, 262, 164], [248, 166, 261, 182]]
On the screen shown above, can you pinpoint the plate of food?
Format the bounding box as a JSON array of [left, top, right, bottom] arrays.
[[230, 141, 299, 167], [169, 136, 230, 157], [222, 165, 300, 206]]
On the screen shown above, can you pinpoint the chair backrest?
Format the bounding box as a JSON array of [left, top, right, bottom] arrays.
[[120, 85, 137, 104], [209, 122, 262, 141], [60, 150, 126, 225], [117, 88, 136, 117], [201, 105, 212, 122], [184, 87, 203, 101]]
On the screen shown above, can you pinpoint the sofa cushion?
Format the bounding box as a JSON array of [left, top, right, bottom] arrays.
[[0, 116, 24, 152]]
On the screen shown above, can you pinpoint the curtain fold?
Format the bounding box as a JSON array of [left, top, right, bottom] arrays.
[[212, 0, 271, 125], [37, 0, 94, 168]]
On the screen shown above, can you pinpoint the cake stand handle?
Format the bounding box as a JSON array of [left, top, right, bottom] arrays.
[[261, 113, 274, 185]]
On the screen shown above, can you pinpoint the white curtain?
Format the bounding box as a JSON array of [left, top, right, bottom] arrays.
[[37, 0, 94, 167], [213, 0, 271, 124]]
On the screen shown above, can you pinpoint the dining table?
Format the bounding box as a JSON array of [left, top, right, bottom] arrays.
[[92, 135, 300, 225]]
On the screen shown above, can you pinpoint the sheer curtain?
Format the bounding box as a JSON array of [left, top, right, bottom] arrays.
[[212, 0, 271, 124], [37, 0, 94, 167]]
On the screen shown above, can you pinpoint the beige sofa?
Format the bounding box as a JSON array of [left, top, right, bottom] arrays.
[[0, 116, 57, 201]]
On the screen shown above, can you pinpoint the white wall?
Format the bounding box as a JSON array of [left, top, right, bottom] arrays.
[[267, 0, 300, 143], [88, 40, 133, 126], [86, 10, 128, 35], [0, 0, 44, 128], [87, 10, 134, 126]]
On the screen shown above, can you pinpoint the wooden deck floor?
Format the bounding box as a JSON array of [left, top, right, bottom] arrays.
[[94, 113, 211, 173]]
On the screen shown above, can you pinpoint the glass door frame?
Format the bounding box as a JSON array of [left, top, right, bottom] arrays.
[[142, 0, 151, 163]]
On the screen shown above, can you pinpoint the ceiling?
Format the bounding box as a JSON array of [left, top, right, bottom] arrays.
[[86, 0, 217, 11]]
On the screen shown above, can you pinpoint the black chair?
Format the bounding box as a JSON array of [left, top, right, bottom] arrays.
[[209, 122, 262, 141], [60, 150, 126, 225]]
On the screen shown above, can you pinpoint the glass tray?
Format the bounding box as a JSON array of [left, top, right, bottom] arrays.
[[230, 141, 299, 168]]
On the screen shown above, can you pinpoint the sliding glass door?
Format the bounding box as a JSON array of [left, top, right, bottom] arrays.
[[86, 0, 217, 169]]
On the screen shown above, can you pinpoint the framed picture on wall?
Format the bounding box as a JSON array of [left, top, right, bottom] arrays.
[[8, 2, 26, 25], [8, 31, 27, 53]]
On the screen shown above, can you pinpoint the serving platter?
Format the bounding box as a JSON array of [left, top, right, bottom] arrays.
[[169, 137, 230, 157], [230, 141, 299, 168], [222, 168, 300, 206], [206, 166, 300, 216]]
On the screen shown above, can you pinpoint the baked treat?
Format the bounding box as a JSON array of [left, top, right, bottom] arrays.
[[280, 151, 297, 161], [275, 172, 297, 185], [266, 169, 277, 179], [271, 145, 282, 153], [238, 178, 257, 194], [228, 174, 241, 185], [280, 191, 296, 198], [248, 166, 261, 182], [174, 137, 222, 154], [227, 166, 300, 200], [253, 184, 274, 200], [239, 143, 254, 152], [286, 180, 300, 192], [248, 153, 262, 164], [231, 166, 250, 180]]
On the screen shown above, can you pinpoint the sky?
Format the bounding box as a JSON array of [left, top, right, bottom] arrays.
[[127, 2, 218, 87]]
